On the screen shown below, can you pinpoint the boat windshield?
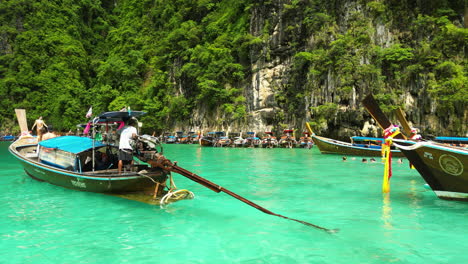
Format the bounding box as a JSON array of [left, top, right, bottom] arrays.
[[39, 147, 77, 170]]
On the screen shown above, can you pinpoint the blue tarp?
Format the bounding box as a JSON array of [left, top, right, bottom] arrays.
[[39, 136, 105, 154], [435, 137, 468, 142]]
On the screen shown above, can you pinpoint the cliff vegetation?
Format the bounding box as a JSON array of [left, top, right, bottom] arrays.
[[0, 0, 466, 138]]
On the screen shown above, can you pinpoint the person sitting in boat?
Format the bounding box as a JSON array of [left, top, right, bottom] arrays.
[[95, 151, 109, 170], [31, 116, 48, 142], [118, 117, 138, 174]]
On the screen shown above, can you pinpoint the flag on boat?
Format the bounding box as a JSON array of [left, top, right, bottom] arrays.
[[85, 106, 93, 118]]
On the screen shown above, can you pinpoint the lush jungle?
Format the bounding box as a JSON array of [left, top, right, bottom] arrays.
[[0, 0, 466, 139]]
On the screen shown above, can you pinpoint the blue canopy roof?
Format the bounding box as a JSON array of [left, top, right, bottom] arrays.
[[351, 136, 384, 143], [39, 136, 105, 154], [435, 137, 468, 142]]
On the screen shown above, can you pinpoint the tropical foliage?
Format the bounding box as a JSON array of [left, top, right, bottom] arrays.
[[0, 0, 466, 135]]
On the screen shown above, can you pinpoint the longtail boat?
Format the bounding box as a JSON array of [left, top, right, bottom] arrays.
[[179, 132, 191, 144], [393, 139, 468, 201], [261, 132, 278, 148], [278, 129, 297, 148], [312, 135, 404, 157], [9, 110, 170, 197], [165, 135, 178, 144], [298, 132, 313, 149], [230, 132, 244, 147], [199, 132, 216, 146], [242, 132, 261, 148], [214, 132, 231, 147], [1, 135, 16, 141], [175, 131, 184, 143]]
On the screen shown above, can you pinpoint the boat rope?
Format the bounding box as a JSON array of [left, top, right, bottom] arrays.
[[160, 173, 194, 208], [138, 173, 158, 184]]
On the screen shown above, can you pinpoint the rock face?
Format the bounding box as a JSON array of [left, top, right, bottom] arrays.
[[182, 0, 466, 139]]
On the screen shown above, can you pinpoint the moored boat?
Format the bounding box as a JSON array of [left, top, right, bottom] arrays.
[[393, 139, 468, 201], [242, 132, 260, 148], [200, 132, 216, 146], [278, 130, 297, 148], [1, 135, 16, 141], [9, 110, 173, 198], [165, 135, 178, 144], [214, 132, 231, 147], [175, 131, 184, 143], [298, 132, 313, 149], [261, 132, 278, 148], [312, 135, 404, 157], [230, 132, 244, 147]]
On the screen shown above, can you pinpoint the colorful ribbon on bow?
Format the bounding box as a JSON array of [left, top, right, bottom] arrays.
[[381, 125, 400, 193]]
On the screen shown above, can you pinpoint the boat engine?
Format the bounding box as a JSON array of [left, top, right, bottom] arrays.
[[133, 135, 163, 162]]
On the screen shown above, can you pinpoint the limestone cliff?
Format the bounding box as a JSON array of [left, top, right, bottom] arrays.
[[184, 0, 466, 140]]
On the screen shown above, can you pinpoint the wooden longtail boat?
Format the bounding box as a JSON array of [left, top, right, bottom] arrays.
[[231, 132, 244, 148], [214, 132, 231, 147], [312, 135, 404, 157], [393, 139, 468, 201], [1, 135, 16, 141], [199, 132, 215, 146], [278, 130, 297, 148], [261, 132, 278, 148], [10, 135, 168, 194], [179, 131, 196, 144], [242, 132, 261, 148], [9, 111, 170, 197], [165, 135, 178, 144], [298, 132, 313, 149]]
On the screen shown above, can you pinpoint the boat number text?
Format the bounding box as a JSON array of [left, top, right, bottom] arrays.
[[71, 180, 86, 188], [423, 152, 433, 160], [33, 168, 46, 175]]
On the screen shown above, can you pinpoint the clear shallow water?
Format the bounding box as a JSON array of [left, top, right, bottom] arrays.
[[1, 141, 467, 263]]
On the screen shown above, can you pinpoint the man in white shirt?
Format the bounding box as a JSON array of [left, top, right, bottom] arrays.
[[118, 118, 138, 174]]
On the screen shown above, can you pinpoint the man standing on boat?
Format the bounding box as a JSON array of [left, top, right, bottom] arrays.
[[118, 117, 138, 174], [31, 116, 48, 142]]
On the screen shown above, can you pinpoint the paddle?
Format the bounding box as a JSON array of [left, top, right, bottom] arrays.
[[148, 154, 338, 233], [361, 94, 405, 139]]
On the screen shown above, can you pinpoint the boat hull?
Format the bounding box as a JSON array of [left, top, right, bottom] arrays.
[[312, 135, 404, 157], [9, 140, 167, 194], [394, 140, 468, 201]]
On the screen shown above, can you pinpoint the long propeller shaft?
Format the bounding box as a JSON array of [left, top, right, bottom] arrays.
[[149, 154, 337, 233]]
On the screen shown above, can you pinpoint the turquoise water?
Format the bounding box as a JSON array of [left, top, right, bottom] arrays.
[[1, 141, 467, 264]]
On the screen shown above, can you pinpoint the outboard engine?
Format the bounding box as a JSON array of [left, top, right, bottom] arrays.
[[133, 135, 163, 162]]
